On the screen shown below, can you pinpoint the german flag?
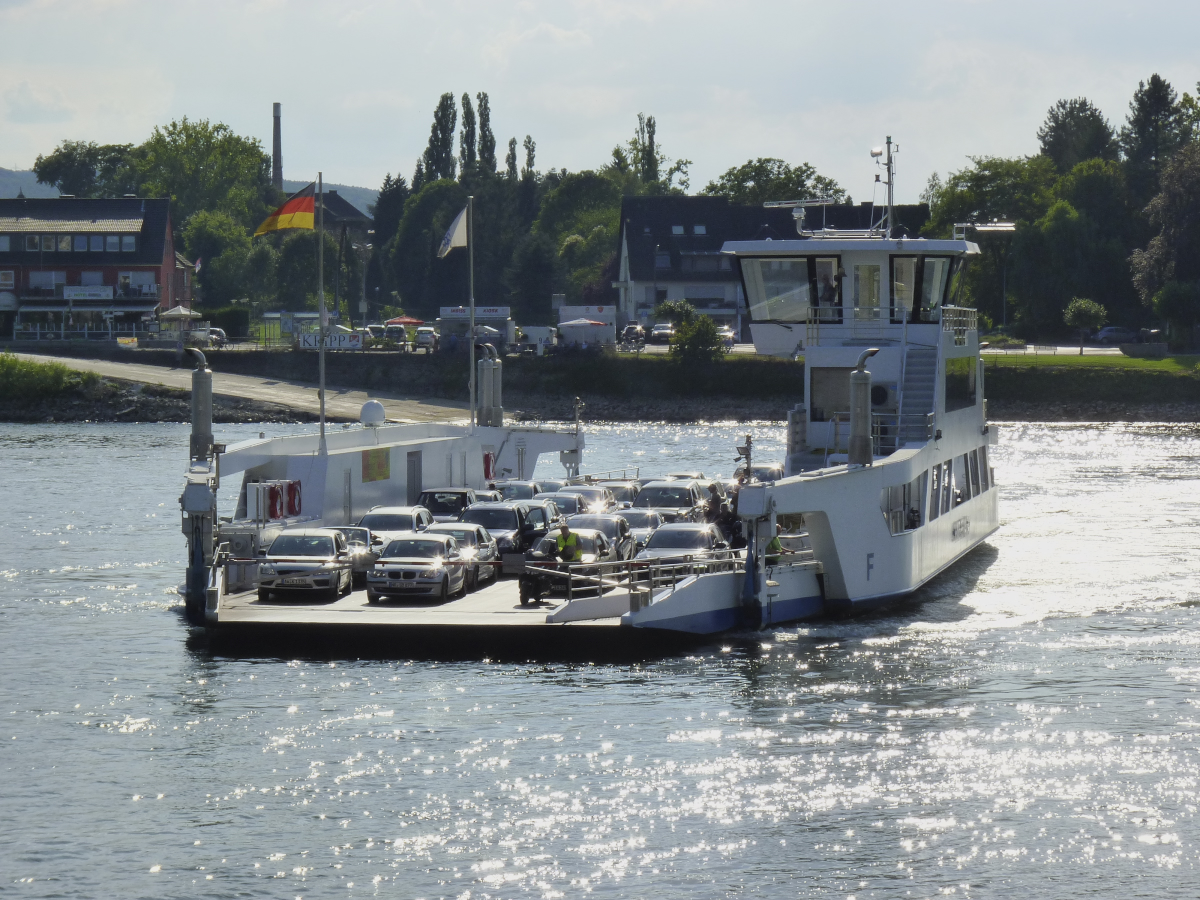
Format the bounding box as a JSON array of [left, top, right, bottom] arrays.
[[254, 182, 316, 236]]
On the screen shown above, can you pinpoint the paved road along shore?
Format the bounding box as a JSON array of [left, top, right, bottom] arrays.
[[13, 352, 467, 424]]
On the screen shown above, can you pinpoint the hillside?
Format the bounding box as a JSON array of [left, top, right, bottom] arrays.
[[0, 168, 58, 199], [282, 179, 377, 216]]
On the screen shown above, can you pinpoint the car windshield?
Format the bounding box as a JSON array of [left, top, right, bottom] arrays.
[[568, 516, 617, 538], [461, 508, 519, 531], [428, 527, 477, 546], [603, 484, 637, 502], [539, 480, 565, 492], [358, 513, 414, 532], [645, 529, 711, 550], [269, 535, 335, 557], [420, 492, 469, 515], [620, 510, 660, 528], [337, 527, 371, 546], [382, 539, 446, 558], [634, 486, 694, 508], [499, 483, 534, 500], [546, 494, 580, 514], [561, 487, 604, 503]]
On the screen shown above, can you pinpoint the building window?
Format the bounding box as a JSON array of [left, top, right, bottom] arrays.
[[73, 235, 87, 252], [42, 235, 56, 251], [693, 225, 706, 235], [57, 235, 71, 252], [0, 236, 9, 252], [90, 235, 104, 251], [0, 271, 13, 289], [655, 251, 671, 269], [106, 235, 120, 252], [26, 235, 39, 251], [671, 225, 684, 235], [121, 235, 136, 252]]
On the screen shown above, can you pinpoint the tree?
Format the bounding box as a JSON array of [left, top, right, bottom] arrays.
[[671, 314, 725, 366], [388, 178, 469, 317], [1120, 74, 1187, 205], [476, 92, 496, 174], [136, 118, 276, 230], [33, 140, 136, 196], [503, 232, 558, 324], [276, 230, 344, 310], [522, 135, 536, 177], [703, 157, 847, 206], [654, 299, 696, 327], [1130, 142, 1200, 304], [182, 210, 252, 306], [505, 137, 518, 180], [1152, 280, 1200, 344], [370, 173, 410, 252], [421, 93, 458, 182], [1038, 97, 1118, 173], [412, 158, 427, 194], [459, 92, 477, 177], [605, 113, 691, 195], [1063, 297, 1107, 354]]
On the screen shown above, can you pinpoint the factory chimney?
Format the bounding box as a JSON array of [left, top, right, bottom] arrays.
[[272, 102, 283, 191]]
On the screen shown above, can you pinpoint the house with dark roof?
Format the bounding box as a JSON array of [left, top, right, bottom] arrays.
[[0, 196, 179, 340], [612, 196, 928, 336]]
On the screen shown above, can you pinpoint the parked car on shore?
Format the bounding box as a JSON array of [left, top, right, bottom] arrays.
[[648, 323, 675, 344], [716, 325, 736, 349], [415, 326, 439, 352], [1095, 326, 1140, 345], [621, 324, 645, 345], [257, 529, 354, 601], [366, 533, 466, 604]]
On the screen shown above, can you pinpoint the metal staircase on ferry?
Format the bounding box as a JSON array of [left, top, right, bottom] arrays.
[[899, 347, 937, 445]]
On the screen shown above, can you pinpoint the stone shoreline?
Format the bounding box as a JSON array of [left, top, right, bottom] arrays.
[[4, 376, 1200, 425]]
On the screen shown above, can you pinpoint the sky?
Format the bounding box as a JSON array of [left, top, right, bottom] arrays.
[[2, 0, 1199, 204]]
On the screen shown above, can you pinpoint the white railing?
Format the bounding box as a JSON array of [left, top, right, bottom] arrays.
[[941, 306, 976, 346], [821, 411, 935, 463]]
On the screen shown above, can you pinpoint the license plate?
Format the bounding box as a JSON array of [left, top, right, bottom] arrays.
[[281, 578, 308, 586]]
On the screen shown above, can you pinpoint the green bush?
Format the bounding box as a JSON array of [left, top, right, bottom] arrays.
[[670, 314, 726, 366], [201, 305, 251, 339], [0, 352, 96, 399]]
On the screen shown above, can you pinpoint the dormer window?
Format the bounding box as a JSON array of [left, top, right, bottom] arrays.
[[671, 225, 684, 235], [694, 225, 706, 235]]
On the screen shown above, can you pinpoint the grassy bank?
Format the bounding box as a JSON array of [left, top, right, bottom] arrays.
[[0, 351, 97, 399], [984, 354, 1200, 405]]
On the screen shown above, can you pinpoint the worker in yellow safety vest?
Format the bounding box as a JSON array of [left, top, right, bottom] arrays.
[[554, 523, 582, 563]]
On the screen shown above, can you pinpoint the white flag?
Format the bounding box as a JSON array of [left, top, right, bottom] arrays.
[[437, 206, 468, 258]]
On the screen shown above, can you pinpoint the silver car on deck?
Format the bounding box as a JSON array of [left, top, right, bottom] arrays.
[[366, 533, 466, 604], [258, 529, 354, 602]]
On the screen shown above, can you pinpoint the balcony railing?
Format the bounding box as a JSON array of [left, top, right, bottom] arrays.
[[19, 284, 160, 300], [941, 306, 977, 346]]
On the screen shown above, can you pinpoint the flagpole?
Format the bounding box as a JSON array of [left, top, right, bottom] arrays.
[[468, 194, 476, 431], [318, 172, 327, 454]]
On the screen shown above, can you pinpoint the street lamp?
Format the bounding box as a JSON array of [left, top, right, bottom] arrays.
[[351, 242, 373, 328]]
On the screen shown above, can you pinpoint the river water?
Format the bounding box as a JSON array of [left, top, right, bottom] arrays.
[[3, 420, 1200, 898]]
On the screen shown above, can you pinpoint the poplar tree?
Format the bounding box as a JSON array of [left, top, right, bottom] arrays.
[[421, 93, 457, 182], [505, 137, 518, 180], [459, 92, 477, 178], [476, 92, 496, 174], [522, 135, 536, 177]]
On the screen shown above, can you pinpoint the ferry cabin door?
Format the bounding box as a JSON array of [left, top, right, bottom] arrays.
[[406, 451, 422, 505], [850, 254, 886, 338]]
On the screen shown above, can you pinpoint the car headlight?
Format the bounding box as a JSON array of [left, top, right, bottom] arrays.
[[259, 564, 276, 576]]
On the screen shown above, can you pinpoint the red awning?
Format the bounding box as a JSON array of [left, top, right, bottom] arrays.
[[385, 315, 425, 326]]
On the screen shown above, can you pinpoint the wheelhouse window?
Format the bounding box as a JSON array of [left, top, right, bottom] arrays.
[[741, 257, 811, 322], [892, 257, 917, 322], [944, 356, 978, 412], [922, 257, 951, 315]]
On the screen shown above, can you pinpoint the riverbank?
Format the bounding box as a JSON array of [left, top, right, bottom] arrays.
[[6, 346, 1200, 424]]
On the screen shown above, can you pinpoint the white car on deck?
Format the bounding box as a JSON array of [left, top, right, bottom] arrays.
[[257, 529, 354, 602]]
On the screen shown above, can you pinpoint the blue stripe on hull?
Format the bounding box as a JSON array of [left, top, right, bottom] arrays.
[[763, 593, 824, 626], [631, 605, 743, 635]]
